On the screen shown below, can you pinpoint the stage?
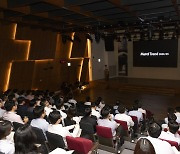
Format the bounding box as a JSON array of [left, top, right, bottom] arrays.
[[75, 77, 180, 120]]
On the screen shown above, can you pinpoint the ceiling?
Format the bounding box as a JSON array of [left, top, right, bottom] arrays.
[[0, 0, 179, 33]]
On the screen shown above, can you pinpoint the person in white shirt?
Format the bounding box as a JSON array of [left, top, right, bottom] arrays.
[[91, 102, 101, 119], [48, 110, 81, 146], [55, 99, 67, 119], [159, 120, 180, 145], [97, 107, 118, 136], [40, 98, 53, 116], [84, 96, 91, 106], [30, 106, 49, 135], [68, 93, 77, 106], [175, 106, 180, 123], [162, 113, 180, 131], [128, 103, 143, 123], [0, 120, 15, 154], [141, 122, 175, 154], [115, 104, 134, 129], [135, 100, 146, 115], [0, 99, 5, 118], [3, 100, 28, 124]]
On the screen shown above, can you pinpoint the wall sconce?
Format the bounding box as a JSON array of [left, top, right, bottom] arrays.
[[67, 62, 71, 67]]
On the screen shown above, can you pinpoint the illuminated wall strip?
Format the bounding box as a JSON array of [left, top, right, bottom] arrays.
[[4, 62, 12, 91], [26, 41, 31, 60], [35, 59, 54, 62], [12, 24, 17, 39], [68, 33, 75, 59], [87, 39, 92, 81], [78, 60, 84, 81]]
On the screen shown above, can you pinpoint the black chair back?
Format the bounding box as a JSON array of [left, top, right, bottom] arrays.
[[31, 127, 46, 144], [46, 131, 65, 151]]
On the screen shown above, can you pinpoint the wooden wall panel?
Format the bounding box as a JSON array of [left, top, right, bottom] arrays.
[[9, 61, 35, 90], [56, 33, 73, 59], [31, 59, 82, 91], [0, 62, 11, 91], [0, 21, 16, 39], [16, 26, 57, 60], [71, 33, 87, 58], [0, 22, 91, 91], [80, 58, 89, 83]]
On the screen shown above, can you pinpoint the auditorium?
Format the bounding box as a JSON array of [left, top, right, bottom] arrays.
[[0, 0, 180, 154]]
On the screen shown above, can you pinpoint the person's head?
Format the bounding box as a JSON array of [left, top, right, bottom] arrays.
[[49, 110, 61, 124], [84, 108, 92, 117], [67, 106, 77, 119], [40, 98, 49, 107], [17, 97, 26, 105], [68, 93, 73, 99], [132, 103, 139, 111], [167, 107, 174, 114], [167, 113, 177, 122], [8, 94, 16, 101], [86, 96, 90, 102], [148, 122, 162, 138], [134, 138, 155, 154], [29, 99, 38, 108], [175, 106, 180, 113], [101, 107, 110, 119], [118, 105, 126, 113], [91, 102, 96, 109], [4, 100, 17, 112], [14, 124, 37, 154], [168, 120, 179, 134], [0, 120, 12, 140], [33, 106, 45, 118], [55, 99, 64, 110]]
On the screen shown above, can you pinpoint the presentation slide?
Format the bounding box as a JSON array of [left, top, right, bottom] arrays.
[[133, 40, 178, 67]]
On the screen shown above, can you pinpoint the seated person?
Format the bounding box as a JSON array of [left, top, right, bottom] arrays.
[[14, 124, 40, 154], [97, 107, 118, 136], [162, 113, 180, 131], [164, 108, 175, 124], [3, 100, 28, 124], [30, 106, 49, 135], [174, 106, 180, 123], [115, 104, 134, 130], [134, 138, 155, 154], [55, 99, 67, 119], [0, 120, 14, 154], [48, 110, 81, 146], [141, 122, 175, 154], [159, 120, 180, 144], [40, 98, 53, 116], [64, 107, 81, 127], [84, 96, 91, 106], [80, 108, 97, 133], [128, 103, 143, 123], [0, 99, 5, 118], [16, 96, 28, 120], [91, 102, 101, 119]]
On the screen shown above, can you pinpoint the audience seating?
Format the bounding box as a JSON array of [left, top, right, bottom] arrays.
[[115, 120, 128, 131], [96, 125, 117, 153], [31, 127, 49, 154], [160, 139, 179, 150], [46, 131, 65, 152], [66, 136, 98, 154], [80, 122, 96, 142]]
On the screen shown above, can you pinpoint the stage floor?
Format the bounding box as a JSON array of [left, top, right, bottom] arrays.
[[75, 77, 180, 121]]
